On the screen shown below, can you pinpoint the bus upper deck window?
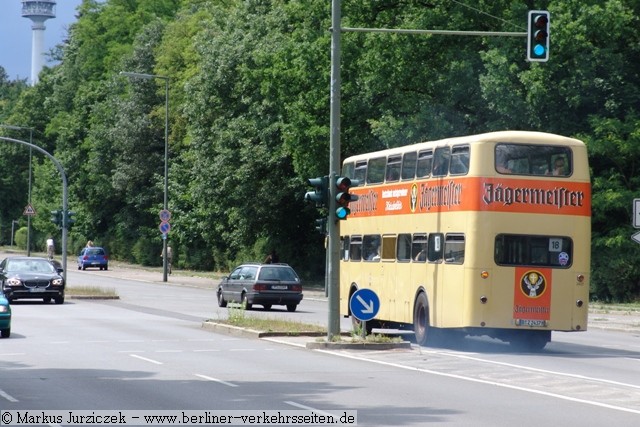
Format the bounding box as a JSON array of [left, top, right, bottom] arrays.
[[354, 161, 367, 185], [367, 157, 386, 184], [401, 152, 417, 180], [342, 162, 355, 180], [432, 147, 450, 177], [386, 155, 401, 182], [416, 150, 433, 179]]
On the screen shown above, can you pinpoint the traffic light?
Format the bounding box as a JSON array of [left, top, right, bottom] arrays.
[[50, 210, 62, 227], [315, 217, 327, 235], [527, 10, 550, 62], [335, 177, 359, 220], [304, 176, 329, 207], [64, 210, 76, 229]]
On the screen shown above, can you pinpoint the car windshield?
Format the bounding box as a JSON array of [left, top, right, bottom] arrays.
[[6, 259, 55, 273], [258, 267, 299, 281]]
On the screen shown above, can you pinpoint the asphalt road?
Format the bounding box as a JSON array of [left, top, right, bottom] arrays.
[[1, 250, 640, 425]]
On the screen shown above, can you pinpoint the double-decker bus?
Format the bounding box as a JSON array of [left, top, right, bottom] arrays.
[[339, 131, 591, 350]]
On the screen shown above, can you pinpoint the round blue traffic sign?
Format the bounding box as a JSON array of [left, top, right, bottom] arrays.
[[349, 288, 380, 322], [159, 221, 171, 234]]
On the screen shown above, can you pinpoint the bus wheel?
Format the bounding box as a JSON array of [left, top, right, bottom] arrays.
[[413, 292, 431, 346]]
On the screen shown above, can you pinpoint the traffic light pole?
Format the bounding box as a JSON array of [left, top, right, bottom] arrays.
[[327, 0, 342, 340]]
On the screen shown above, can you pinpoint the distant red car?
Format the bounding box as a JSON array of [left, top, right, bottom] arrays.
[[77, 247, 109, 271]]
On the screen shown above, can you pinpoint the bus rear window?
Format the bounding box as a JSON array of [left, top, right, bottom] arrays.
[[495, 144, 572, 176], [495, 234, 572, 268]]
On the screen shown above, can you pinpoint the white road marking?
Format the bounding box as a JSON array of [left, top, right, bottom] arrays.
[[129, 354, 163, 365], [284, 401, 338, 417], [194, 374, 237, 387], [315, 349, 640, 415], [0, 388, 18, 402]]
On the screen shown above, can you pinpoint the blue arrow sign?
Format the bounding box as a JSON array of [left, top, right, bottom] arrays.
[[349, 288, 380, 322]]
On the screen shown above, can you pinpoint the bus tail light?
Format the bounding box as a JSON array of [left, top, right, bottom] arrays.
[[480, 271, 489, 279], [480, 296, 488, 304], [576, 300, 584, 308], [576, 274, 584, 283]]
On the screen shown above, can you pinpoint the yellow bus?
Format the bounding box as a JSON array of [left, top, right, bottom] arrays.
[[339, 131, 591, 350]]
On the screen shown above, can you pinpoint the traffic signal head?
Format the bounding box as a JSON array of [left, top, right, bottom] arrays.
[[335, 176, 359, 220], [50, 210, 61, 227], [315, 217, 327, 235], [527, 10, 550, 62], [304, 176, 329, 207], [65, 211, 76, 229]]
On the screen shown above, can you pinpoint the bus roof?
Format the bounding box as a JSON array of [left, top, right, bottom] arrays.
[[342, 131, 584, 163]]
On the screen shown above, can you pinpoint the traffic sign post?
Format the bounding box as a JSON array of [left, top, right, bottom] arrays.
[[349, 288, 380, 337]]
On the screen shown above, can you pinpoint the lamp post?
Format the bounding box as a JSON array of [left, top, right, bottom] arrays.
[[0, 124, 34, 256], [120, 71, 170, 282]]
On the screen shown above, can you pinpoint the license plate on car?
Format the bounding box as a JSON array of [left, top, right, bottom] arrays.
[[30, 288, 45, 293], [271, 285, 288, 290]]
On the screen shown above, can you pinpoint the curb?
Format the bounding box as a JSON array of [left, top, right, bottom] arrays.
[[201, 320, 413, 350]]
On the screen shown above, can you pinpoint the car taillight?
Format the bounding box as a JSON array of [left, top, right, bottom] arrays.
[[292, 285, 302, 292], [104, 255, 109, 260], [83, 256, 89, 260], [253, 283, 267, 291]]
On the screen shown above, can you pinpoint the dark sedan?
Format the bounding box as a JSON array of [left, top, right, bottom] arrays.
[[217, 263, 303, 312], [0, 256, 65, 304]]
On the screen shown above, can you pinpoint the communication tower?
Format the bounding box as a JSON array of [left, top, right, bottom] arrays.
[[21, 0, 56, 85]]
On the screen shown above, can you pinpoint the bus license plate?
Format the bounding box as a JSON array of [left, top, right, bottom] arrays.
[[518, 319, 546, 327]]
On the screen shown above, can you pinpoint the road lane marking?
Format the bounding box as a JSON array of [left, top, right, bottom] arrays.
[[0, 388, 18, 402], [315, 349, 640, 415], [284, 401, 338, 418], [129, 354, 163, 365], [194, 374, 237, 387]]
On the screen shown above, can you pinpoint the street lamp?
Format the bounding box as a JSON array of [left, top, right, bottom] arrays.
[[120, 71, 170, 282], [0, 124, 34, 256]]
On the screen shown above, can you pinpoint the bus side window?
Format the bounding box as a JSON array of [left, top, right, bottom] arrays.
[[412, 233, 428, 262], [450, 145, 469, 175], [350, 236, 363, 261], [401, 152, 417, 180], [397, 233, 412, 262], [445, 234, 465, 264], [341, 235, 350, 261], [363, 235, 381, 261], [432, 147, 450, 177], [386, 155, 401, 182], [381, 235, 396, 261], [342, 162, 355, 180], [416, 150, 432, 179], [354, 161, 367, 185], [428, 233, 444, 262], [367, 157, 386, 184]]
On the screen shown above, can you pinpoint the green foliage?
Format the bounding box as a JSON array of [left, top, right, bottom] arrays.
[[1, 0, 640, 300]]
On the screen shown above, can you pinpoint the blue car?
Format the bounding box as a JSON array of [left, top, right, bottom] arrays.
[[0, 292, 11, 338], [77, 247, 109, 270]]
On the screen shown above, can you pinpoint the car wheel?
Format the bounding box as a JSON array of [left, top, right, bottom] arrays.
[[286, 304, 297, 312], [217, 289, 227, 308], [43, 297, 52, 304], [104, 265, 108, 271], [241, 294, 252, 310], [0, 328, 9, 338], [262, 304, 272, 310], [54, 294, 65, 305], [77, 265, 81, 270], [82, 265, 87, 271]]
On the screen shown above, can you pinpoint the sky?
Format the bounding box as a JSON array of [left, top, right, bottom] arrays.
[[0, 0, 83, 83]]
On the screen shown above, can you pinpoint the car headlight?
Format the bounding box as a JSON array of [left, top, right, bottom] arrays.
[[52, 278, 63, 286], [0, 306, 9, 313], [7, 278, 22, 287]]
